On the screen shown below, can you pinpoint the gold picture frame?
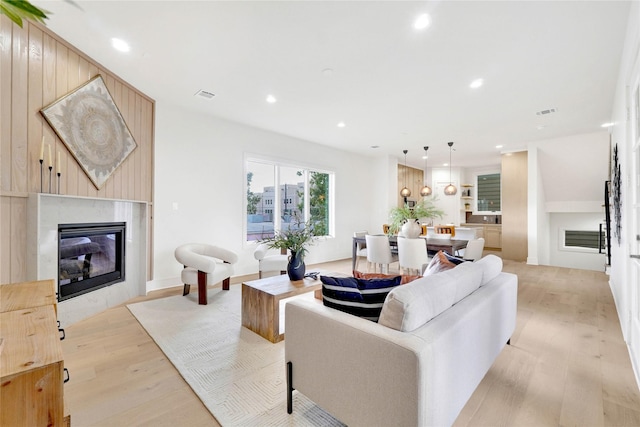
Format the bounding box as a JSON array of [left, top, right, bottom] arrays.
[[40, 75, 137, 189]]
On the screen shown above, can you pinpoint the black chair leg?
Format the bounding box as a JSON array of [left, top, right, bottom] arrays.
[[287, 361, 294, 414]]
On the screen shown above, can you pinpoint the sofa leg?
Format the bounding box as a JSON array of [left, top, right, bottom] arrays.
[[182, 284, 190, 296], [287, 361, 294, 414], [507, 338, 511, 345]]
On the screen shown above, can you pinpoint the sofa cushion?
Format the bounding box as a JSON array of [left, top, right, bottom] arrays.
[[352, 271, 422, 285], [475, 254, 503, 285], [423, 250, 465, 276], [321, 275, 402, 322], [378, 261, 484, 332]]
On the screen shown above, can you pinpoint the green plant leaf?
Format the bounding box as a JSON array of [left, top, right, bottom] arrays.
[[1, 0, 49, 27]]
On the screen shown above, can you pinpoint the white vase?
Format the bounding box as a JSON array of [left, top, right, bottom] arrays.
[[400, 220, 422, 238]]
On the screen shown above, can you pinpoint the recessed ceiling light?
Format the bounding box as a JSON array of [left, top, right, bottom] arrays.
[[266, 95, 277, 104], [414, 13, 431, 30], [443, 163, 449, 167], [337, 121, 346, 128], [601, 122, 614, 128], [495, 145, 503, 149], [111, 38, 130, 52], [469, 78, 484, 89], [422, 155, 428, 159]]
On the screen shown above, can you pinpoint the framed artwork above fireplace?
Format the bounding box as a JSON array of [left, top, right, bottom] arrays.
[[40, 75, 138, 189]]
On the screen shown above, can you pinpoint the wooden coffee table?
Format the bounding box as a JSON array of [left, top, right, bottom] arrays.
[[241, 272, 329, 343]]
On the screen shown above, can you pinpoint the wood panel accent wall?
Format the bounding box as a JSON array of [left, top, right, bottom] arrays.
[[0, 17, 155, 283], [501, 151, 528, 261], [397, 164, 424, 207]]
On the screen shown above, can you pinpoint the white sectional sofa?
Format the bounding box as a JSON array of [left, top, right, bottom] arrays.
[[285, 255, 517, 427]]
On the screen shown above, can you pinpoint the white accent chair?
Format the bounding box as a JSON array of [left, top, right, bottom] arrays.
[[365, 234, 398, 274], [254, 243, 288, 278], [461, 237, 485, 261], [175, 243, 238, 305], [397, 236, 430, 275], [353, 231, 368, 271]]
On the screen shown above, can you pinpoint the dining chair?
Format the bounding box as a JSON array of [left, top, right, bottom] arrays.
[[365, 234, 398, 274], [460, 237, 485, 261], [353, 231, 368, 271], [397, 236, 430, 275]]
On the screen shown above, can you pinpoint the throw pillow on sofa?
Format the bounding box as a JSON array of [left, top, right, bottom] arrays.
[[352, 271, 422, 285], [321, 275, 402, 322], [423, 250, 466, 276]]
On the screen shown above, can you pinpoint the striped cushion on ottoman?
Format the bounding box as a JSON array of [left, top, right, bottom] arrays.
[[320, 275, 402, 322]]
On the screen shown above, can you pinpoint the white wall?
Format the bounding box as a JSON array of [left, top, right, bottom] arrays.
[[150, 103, 382, 289], [526, 132, 609, 270], [609, 0, 640, 387], [547, 213, 607, 271], [431, 166, 461, 225]]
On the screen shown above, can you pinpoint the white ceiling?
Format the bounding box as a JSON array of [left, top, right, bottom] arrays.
[[36, 0, 629, 169]]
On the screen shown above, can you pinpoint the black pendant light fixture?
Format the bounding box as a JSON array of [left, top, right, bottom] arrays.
[[400, 149, 412, 199], [444, 142, 457, 196], [420, 146, 432, 196]]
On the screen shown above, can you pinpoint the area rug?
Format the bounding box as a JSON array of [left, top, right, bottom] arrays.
[[127, 285, 344, 426]]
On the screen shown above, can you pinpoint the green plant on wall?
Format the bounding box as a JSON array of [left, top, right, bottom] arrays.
[[1, 0, 49, 27]]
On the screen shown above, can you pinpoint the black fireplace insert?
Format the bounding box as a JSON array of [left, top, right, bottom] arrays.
[[58, 222, 126, 301]]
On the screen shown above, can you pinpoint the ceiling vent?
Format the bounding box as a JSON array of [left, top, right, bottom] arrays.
[[536, 107, 557, 116], [194, 89, 216, 100]]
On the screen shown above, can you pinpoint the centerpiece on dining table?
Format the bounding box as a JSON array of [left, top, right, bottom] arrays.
[[388, 197, 444, 238], [258, 218, 318, 280]]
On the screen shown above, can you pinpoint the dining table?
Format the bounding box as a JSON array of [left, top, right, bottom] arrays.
[[352, 235, 468, 271]]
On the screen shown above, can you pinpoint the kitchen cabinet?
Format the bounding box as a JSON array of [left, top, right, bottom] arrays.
[[484, 225, 502, 249], [461, 224, 502, 249]]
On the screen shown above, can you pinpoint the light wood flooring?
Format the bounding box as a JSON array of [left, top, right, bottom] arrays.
[[61, 257, 640, 426]]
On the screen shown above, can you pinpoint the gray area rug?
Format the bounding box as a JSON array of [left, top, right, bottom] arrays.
[[127, 285, 344, 426]]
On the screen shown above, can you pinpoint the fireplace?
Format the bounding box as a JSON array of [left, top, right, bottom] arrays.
[[58, 222, 126, 301]]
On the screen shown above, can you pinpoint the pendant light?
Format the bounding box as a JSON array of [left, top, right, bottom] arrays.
[[420, 146, 432, 196], [400, 149, 412, 198], [444, 141, 457, 196]]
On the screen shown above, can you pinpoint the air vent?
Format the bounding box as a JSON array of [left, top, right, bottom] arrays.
[[194, 89, 216, 100], [536, 107, 557, 116]]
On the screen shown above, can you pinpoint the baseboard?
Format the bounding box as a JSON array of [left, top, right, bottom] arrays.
[[146, 272, 260, 293], [146, 277, 182, 293]]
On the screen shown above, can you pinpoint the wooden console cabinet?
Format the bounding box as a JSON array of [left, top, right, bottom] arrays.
[[0, 280, 70, 426]]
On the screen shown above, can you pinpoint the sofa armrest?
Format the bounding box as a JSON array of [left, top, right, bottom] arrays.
[[285, 299, 425, 427]]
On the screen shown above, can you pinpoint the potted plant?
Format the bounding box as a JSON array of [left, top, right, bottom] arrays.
[[259, 219, 318, 280], [388, 197, 444, 237]]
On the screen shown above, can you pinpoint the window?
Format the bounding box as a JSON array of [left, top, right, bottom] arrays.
[[477, 173, 501, 212], [245, 158, 333, 241], [562, 229, 605, 252]]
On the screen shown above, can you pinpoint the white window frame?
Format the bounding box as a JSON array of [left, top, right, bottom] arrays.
[[243, 154, 335, 245], [474, 170, 502, 215], [558, 228, 604, 254]]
